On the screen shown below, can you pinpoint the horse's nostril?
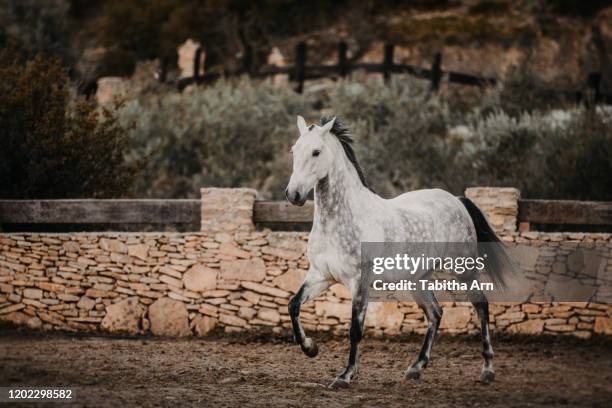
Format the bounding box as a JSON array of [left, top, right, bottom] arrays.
[[294, 191, 301, 202], [284, 188, 289, 199]]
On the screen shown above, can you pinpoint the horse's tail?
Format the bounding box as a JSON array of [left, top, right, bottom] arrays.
[[459, 197, 513, 289]]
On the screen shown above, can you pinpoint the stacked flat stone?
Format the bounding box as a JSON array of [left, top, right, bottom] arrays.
[[0, 188, 610, 338]]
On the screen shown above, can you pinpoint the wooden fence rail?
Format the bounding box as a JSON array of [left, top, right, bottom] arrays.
[[517, 199, 612, 226], [0, 200, 200, 225], [1, 199, 611, 228], [175, 42, 611, 104]]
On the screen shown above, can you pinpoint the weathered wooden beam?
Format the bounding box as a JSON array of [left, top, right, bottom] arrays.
[[2, 198, 609, 227], [0, 200, 201, 224], [518, 199, 612, 225], [253, 200, 314, 223]]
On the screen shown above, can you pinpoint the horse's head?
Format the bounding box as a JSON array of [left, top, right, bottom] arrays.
[[285, 115, 336, 206]]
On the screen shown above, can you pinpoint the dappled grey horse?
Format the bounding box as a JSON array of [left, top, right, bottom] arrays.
[[285, 116, 510, 389]]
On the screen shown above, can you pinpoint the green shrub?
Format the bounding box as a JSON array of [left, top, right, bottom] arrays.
[[120, 79, 313, 198], [0, 50, 135, 198], [120, 77, 612, 201]]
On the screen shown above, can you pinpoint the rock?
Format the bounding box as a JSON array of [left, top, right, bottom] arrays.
[[257, 307, 280, 323], [99, 238, 127, 253], [37, 282, 65, 293], [315, 301, 351, 320], [366, 302, 404, 330], [110, 252, 131, 264], [85, 289, 117, 298], [0, 303, 25, 314], [508, 319, 544, 335], [0, 311, 28, 325], [62, 241, 80, 253], [242, 291, 260, 305], [240, 282, 290, 298], [159, 274, 183, 289], [57, 294, 80, 302], [77, 296, 96, 311], [594, 316, 612, 335], [23, 288, 43, 299], [128, 244, 149, 261], [198, 304, 219, 317], [101, 297, 144, 335], [440, 307, 471, 330], [183, 264, 217, 292], [261, 246, 301, 261], [219, 313, 247, 328], [148, 297, 190, 337], [497, 311, 525, 323], [26, 316, 42, 329], [330, 284, 352, 300], [221, 259, 266, 282], [272, 269, 306, 293], [522, 304, 540, 314], [218, 243, 251, 259], [238, 307, 257, 320], [192, 315, 217, 336]]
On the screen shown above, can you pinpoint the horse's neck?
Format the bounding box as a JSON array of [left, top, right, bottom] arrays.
[[314, 155, 370, 223]]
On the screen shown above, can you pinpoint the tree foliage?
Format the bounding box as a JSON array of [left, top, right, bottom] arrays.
[[0, 49, 135, 198]]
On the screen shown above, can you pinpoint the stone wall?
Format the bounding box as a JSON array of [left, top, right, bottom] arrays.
[[0, 188, 610, 338]]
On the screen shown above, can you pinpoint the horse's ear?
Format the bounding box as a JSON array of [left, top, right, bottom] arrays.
[[321, 117, 336, 134], [297, 115, 308, 134]]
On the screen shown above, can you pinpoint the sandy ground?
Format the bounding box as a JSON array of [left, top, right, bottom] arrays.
[[0, 328, 611, 408]]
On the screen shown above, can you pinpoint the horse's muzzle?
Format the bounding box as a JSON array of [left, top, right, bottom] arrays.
[[285, 188, 306, 206]]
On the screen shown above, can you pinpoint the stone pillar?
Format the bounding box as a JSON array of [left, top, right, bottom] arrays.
[[464, 187, 520, 235], [177, 39, 206, 79], [267, 47, 288, 86], [96, 77, 129, 106], [200, 188, 257, 232]]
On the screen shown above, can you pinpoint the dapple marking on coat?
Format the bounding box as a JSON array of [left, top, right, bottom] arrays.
[[286, 116, 509, 389]]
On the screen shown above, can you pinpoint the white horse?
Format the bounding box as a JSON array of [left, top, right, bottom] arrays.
[[286, 116, 510, 389]]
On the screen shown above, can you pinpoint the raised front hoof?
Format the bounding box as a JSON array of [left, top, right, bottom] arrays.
[[404, 367, 421, 382], [300, 338, 319, 358], [328, 377, 350, 390], [480, 370, 495, 384]]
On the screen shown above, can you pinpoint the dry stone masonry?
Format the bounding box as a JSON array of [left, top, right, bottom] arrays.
[[0, 188, 610, 339]]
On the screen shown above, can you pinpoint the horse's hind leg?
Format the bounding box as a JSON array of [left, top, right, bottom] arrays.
[[469, 289, 495, 384], [405, 290, 442, 381]]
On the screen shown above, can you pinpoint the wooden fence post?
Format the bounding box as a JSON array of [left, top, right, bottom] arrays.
[[193, 47, 202, 83], [338, 42, 348, 78], [587, 72, 602, 103], [383, 43, 394, 83], [295, 42, 307, 93], [431, 52, 442, 91], [242, 44, 253, 74], [158, 58, 168, 83]]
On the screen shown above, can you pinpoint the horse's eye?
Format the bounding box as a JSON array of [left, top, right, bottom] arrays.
[[312, 149, 321, 157]]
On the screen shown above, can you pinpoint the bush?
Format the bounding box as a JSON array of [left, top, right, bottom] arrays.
[[120, 79, 313, 198], [0, 50, 135, 198], [327, 79, 463, 196], [120, 77, 612, 201]]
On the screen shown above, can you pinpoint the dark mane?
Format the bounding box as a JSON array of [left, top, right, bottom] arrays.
[[319, 116, 373, 192]]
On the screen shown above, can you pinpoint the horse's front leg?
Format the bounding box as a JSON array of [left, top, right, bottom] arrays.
[[288, 269, 330, 358], [329, 287, 368, 389]]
